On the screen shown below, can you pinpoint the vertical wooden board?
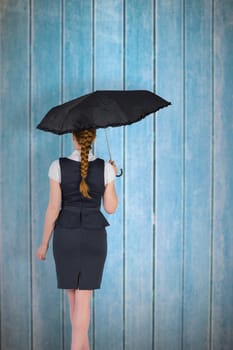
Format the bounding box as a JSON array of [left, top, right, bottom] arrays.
[[94, 1, 124, 349], [63, 0, 93, 103], [0, 2, 31, 350], [125, 0, 154, 349], [62, 1, 93, 348], [155, 0, 183, 349], [183, 1, 212, 349], [213, 0, 233, 348], [31, 1, 62, 349]]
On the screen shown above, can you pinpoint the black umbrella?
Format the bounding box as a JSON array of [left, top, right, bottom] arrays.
[[37, 90, 171, 134], [36, 90, 171, 176]]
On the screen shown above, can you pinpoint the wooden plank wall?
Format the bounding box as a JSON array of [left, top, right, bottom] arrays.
[[0, 1, 232, 349]]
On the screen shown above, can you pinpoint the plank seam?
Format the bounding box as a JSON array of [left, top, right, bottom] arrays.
[[181, 0, 186, 349], [209, 0, 215, 349], [92, 0, 96, 348], [29, 0, 33, 349], [0, 2, 2, 347], [61, 0, 65, 348], [123, 1, 126, 349], [152, 0, 156, 348], [0, 2, 3, 348]]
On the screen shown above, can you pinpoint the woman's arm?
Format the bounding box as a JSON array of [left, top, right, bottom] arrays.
[[103, 160, 118, 214], [103, 181, 118, 214], [37, 179, 61, 260]]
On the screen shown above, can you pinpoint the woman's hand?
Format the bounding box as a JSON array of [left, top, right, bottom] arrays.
[[37, 179, 61, 262], [109, 160, 118, 176], [36, 243, 49, 260]]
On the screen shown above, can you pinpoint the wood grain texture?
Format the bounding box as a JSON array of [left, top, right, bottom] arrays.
[[183, 0, 212, 349], [0, 0, 233, 349], [125, 1, 154, 349], [212, 0, 233, 349], [156, 0, 183, 348], [0, 1, 31, 349], [31, 0, 62, 349]]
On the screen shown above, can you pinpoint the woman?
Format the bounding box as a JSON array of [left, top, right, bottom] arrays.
[[36, 128, 118, 350]]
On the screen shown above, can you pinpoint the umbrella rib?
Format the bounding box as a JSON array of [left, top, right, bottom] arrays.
[[59, 93, 93, 131]]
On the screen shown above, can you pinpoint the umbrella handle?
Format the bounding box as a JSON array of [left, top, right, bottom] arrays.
[[116, 168, 123, 177]]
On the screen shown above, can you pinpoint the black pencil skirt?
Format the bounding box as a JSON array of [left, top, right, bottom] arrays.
[[52, 224, 107, 290]]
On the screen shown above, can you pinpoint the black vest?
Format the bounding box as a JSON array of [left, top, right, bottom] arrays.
[[55, 157, 110, 229]]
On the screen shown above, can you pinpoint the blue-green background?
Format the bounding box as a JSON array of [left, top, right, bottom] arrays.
[[0, 0, 233, 349]]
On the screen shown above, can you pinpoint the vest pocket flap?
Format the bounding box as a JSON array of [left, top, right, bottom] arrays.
[[82, 210, 110, 228]]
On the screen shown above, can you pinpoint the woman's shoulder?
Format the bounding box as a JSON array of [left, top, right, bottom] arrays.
[[48, 159, 61, 182], [104, 160, 114, 170], [97, 158, 114, 170], [49, 157, 69, 167], [49, 158, 60, 168], [95, 157, 113, 169]]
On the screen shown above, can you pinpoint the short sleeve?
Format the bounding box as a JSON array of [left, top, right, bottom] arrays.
[[48, 159, 61, 183], [104, 161, 116, 186]]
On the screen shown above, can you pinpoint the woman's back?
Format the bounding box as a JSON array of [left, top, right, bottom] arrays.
[[37, 128, 118, 349], [55, 156, 111, 230], [59, 157, 106, 208]]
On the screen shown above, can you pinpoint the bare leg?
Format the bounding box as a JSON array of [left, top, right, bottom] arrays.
[[71, 289, 92, 350], [66, 289, 75, 324]]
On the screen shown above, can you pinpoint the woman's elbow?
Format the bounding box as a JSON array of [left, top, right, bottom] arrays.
[[105, 200, 118, 214], [105, 207, 116, 214]]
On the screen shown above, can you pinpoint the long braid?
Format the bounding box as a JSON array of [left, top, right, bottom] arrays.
[[72, 129, 96, 198]]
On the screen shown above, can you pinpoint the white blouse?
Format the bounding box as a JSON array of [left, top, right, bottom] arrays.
[[48, 149, 116, 186]]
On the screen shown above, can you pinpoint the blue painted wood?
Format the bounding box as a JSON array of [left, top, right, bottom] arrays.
[[31, 1, 62, 349], [183, 1, 212, 350], [94, 1, 124, 349], [0, 0, 233, 349], [156, 0, 183, 349], [0, 2, 31, 349], [183, 1, 212, 349], [125, 0, 154, 349], [213, 0, 233, 349]]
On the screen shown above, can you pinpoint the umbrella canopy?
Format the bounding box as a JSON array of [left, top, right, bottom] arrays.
[[36, 90, 171, 135]]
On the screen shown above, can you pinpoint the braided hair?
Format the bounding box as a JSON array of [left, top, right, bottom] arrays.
[[72, 129, 96, 199]]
